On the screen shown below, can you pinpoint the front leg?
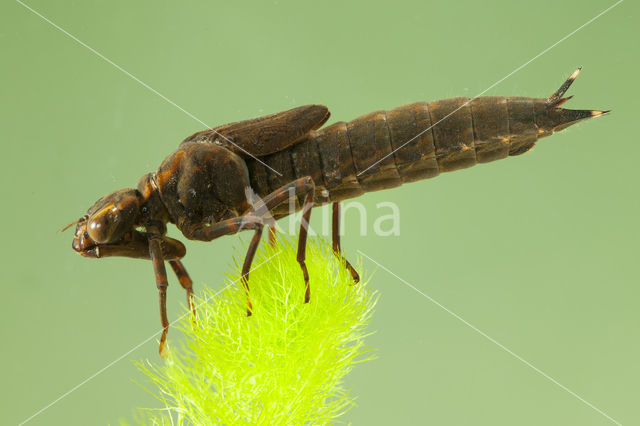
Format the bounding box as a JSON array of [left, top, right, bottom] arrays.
[[148, 236, 170, 357]]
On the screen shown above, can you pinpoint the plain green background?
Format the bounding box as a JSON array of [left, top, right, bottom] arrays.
[[2, 0, 638, 424]]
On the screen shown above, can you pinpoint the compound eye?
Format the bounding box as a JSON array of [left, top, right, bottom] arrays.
[[87, 203, 119, 243]]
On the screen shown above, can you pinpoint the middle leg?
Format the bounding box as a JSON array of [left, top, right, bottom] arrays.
[[246, 176, 318, 303], [168, 260, 196, 319], [262, 177, 317, 303], [180, 177, 317, 307], [241, 223, 264, 316], [268, 225, 277, 247], [180, 215, 265, 315], [297, 187, 315, 303], [250, 176, 317, 303]]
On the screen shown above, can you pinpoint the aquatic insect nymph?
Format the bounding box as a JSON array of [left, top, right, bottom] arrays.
[[64, 68, 609, 355]]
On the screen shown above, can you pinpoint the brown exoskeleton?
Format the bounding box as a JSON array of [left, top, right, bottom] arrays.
[[65, 68, 608, 356]]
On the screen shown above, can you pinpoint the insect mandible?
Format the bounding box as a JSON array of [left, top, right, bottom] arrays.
[[64, 68, 608, 356]]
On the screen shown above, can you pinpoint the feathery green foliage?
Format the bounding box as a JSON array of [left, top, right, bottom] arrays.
[[136, 237, 377, 425]]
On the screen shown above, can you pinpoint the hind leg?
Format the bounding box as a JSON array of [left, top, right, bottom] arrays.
[[332, 202, 359, 284]]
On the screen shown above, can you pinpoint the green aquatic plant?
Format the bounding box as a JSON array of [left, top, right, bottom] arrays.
[[136, 237, 377, 425]]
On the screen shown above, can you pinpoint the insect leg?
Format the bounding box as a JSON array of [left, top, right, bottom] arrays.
[[332, 202, 360, 284], [242, 224, 264, 316], [248, 176, 318, 303], [254, 177, 315, 211], [181, 215, 263, 241], [268, 225, 277, 247], [296, 180, 315, 303], [168, 260, 196, 320], [180, 215, 265, 314], [181, 177, 317, 306], [149, 237, 170, 357], [332, 202, 340, 252]]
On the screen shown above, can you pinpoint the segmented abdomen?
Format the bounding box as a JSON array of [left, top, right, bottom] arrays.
[[246, 97, 539, 206]]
